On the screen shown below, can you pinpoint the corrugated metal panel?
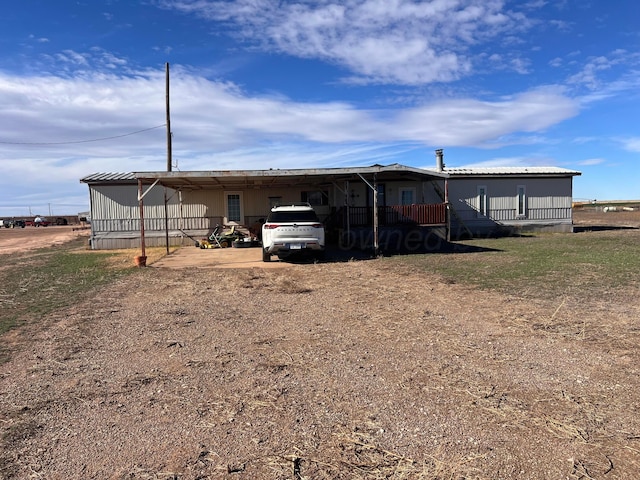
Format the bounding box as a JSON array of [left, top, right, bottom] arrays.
[[81, 172, 137, 183], [90, 185, 224, 233], [181, 190, 223, 216], [446, 167, 581, 176], [90, 231, 205, 250], [91, 184, 183, 219]]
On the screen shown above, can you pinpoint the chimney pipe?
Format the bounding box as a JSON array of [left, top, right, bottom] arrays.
[[435, 149, 445, 172]]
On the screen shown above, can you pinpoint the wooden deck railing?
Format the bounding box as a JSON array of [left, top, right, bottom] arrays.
[[342, 203, 447, 227]]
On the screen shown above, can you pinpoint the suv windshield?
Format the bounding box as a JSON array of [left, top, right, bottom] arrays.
[[267, 211, 320, 223]]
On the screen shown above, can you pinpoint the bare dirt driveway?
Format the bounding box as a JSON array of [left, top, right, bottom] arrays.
[[0, 225, 89, 255], [1, 211, 639, 479]]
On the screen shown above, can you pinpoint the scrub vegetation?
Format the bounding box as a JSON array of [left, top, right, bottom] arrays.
[[388, 229, 640, 299]]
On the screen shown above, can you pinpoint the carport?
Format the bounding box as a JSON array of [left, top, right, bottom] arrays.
[[134, 164, 450, 261], [81, 164, 449, 261]]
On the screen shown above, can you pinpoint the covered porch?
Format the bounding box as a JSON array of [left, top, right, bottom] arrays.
[[341, 203, 447, 227], [330, 204, 448, 254], [81, 164, 451, 254]]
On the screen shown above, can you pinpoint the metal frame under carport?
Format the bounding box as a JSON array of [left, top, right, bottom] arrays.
[[133, 165, 450, 265]]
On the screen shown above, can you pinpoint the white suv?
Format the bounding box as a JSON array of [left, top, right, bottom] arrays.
[[261, 204, 325, 262]]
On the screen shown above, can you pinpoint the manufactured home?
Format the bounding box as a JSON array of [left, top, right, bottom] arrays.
[[80, 152, 580, 251], [446, 167, 580, 239]]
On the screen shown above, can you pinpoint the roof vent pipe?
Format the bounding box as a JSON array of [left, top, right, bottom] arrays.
[[435, 149, 445, 172]]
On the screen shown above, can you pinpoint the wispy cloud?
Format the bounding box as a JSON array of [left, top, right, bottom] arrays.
[[28, 34, 49, 43], [620, 137, 640, 152], [578, 158, 606, 166], [568, 50, 640, 89], [40, 48, 130, 75], [0, 66, 579, 210], [0, 68, 579, 153], [159, 0, 532, 85]]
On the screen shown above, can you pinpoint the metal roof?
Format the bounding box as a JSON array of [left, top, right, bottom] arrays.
[[80, 172, 137, 183], [82, 164, 448, 190], [445, 166, 581, 177], [80, 164, 581, 189]]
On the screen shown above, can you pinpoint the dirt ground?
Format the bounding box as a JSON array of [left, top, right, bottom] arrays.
[[1, 210, 640, 479], [0, 225, 90, 255]]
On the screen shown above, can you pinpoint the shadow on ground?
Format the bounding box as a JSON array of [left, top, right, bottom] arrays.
[[574, 225, 639, 233], [278, 241, 503, 264]]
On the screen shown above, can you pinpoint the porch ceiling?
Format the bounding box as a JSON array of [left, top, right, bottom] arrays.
[[134, 164, 448, 191]]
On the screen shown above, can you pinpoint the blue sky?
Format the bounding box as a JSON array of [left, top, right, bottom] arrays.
[[1, 0, 639, 216]]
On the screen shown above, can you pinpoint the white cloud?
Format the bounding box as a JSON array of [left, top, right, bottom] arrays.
[[0, 69, 579, 157], [395, 87, 578, 145], [523, 0, 547, 9], [549, 57, 562, 68], [620, 137, 640, 153], [568, 50, 640, 90], [548, 19, 571, 32], [578, 158, 605, 166], [0, 66, 580, 214], [28, 34, 49, 43], [160, 0, 531, 85], [56, 50, 90, 66]]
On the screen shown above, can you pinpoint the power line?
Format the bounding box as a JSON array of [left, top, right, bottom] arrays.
[[0, 124, 166, 146]]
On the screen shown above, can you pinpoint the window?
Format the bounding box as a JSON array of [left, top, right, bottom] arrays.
[[517, 185, 526, 217], [399, 187, 415, 205], [268, 196, 282, 208], [225, 192, 243, 224], [301, 190, 328, 206], [377, 184, 385, 206], [367, 184, 386, 207], [477, 185, 487, 217]]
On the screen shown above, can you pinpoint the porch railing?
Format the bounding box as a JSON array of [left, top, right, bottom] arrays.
[[342, 203, 447, 227]]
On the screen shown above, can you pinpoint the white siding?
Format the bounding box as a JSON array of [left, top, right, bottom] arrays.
[[447, 176, 574, 237]]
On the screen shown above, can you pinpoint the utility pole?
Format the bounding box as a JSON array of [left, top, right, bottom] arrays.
[[164, 62, 172, 253], [166, 62, 172, 172]]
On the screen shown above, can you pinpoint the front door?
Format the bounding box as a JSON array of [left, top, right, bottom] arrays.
[[225, 192, 244, 224]]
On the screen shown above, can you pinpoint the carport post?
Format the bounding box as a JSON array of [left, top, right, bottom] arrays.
[[138, 179, 147, 263], [373, 174, 379, 257], [164, 187, 170, 255], [135, 177, 162, 265], [445, 178, 451, 242], [345, 180, 350, 239], [357, 173, 379, 257]]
